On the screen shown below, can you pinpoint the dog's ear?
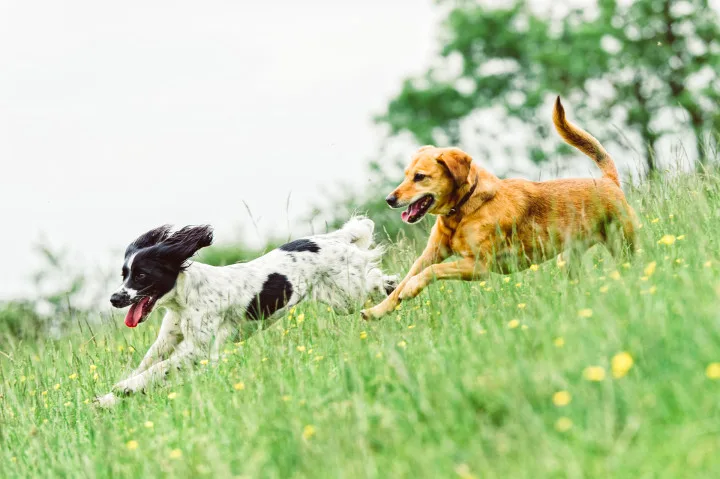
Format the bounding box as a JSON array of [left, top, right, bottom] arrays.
[[437, 148, 472, 186], [157, 225, 214, 269], [125, 225, 173, 257]]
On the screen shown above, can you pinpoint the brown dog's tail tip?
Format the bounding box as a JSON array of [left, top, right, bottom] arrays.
[[554, 96, 565, 118]]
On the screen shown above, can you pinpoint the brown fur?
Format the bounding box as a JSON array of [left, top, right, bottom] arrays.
[[362, 97, 636, 319]]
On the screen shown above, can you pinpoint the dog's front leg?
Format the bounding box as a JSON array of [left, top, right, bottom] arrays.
[[361, 237, 449, 319], [399, 257, 488, 300], [132, 310, 182, 376], [111, 340, 199, 396]]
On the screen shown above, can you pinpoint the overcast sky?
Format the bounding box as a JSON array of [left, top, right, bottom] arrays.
[[0, 1, 439, 299]]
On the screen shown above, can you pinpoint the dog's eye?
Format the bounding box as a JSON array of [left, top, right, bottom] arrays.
[[136, 273, 146, 280], [413, 173, 426, 182]]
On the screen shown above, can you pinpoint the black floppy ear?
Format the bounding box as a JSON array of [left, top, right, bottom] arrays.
[[437, 148, 472, 186], [156, 225, 214, 269], [125, 225, 173, 258]]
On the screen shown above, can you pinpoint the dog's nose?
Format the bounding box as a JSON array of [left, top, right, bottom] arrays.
[[386, 194, 398, 207], [110, 292, 130, 308]]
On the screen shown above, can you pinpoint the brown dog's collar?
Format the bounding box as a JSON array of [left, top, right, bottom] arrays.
[[446, 178, 477, 216]]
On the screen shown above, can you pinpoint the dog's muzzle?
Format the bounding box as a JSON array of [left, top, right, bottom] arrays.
[[110, 291, 132, 308]]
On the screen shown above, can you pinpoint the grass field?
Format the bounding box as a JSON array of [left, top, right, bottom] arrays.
[[2, 172, 720, 478]]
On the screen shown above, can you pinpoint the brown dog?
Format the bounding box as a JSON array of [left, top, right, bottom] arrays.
[[361, 97, 636, 320]]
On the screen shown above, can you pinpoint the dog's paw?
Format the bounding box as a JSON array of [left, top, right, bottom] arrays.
[[361, 305, 385, 321], [94, 392, 120, 409], [112, 377, 144, 396], [383, 274, 400, 296]]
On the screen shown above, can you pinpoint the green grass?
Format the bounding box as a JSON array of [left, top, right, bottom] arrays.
[[3, 172, 720, 478]]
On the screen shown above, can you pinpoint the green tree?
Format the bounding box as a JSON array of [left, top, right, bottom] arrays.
[[378, 0, 720, 174]]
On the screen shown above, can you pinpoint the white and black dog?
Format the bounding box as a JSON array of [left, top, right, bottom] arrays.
[[96, 217, 397, 407]]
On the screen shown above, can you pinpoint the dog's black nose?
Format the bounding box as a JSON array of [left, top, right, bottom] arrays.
[[386, 194, 398, 207], [110, 292, 130, 308]]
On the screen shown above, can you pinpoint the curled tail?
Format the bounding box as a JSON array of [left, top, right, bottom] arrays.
[[553, 96, 620, 187]]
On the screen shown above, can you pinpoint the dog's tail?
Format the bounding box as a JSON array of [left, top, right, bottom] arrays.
[[340, 215, 375, 250], [553, 96, 620, 187]]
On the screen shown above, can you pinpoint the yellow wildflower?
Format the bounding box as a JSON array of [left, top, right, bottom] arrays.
[[517, 303, 526, 309], [554, 337, 565, 348], [677, 235, 685, 240], [53, 383, 60, 390], [359, 331, 368, 340], [552, 391, 571, 407], [651, 217, 659, 223], [555, 417, 573, 432], [706, 363, 720, 379], [167, 392, 177, 400], [609, 271, 621, 281], [144, 421, 154, 429], [583, 366, 606, 381], [89, 364, 97, 371], [397, 340, 407, 349], [657, 235, 676, 245], [296, 346, 306, 352], [200, 359, 209, 366], [611, 352, 634, 378], [599, 285, 609, 293], [64, 401, 72, 407], [578, 309, 593, 318], [296, 313, 305, 323], [233, 382, 245, 391], [126, 440, 139, 451], [169, 449, 182, 459], [302, 425, 316, 440], [454, 463, 477, 479], [503, 277, 511, 283], [529, 264, 539, 271], [508, 319, 520, 329], [644, 261, 657, 277]]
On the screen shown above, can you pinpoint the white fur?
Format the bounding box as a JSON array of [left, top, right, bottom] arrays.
[[97, 217, 397, 406]]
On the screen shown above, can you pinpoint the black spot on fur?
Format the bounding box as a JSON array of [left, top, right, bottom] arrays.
[[279, 239, 320, 253], [246, 273, 293, 321]]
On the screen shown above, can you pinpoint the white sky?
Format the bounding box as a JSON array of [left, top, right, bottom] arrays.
[[0, 1, 438, 299]]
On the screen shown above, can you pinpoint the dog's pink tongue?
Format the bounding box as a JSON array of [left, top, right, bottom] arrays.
[[402, 202, 420, 223], [124, 297, 149, 328]]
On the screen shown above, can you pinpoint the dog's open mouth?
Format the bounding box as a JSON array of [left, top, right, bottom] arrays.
[[125, 296, 156, 328], [401, 195, 434, 224]]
